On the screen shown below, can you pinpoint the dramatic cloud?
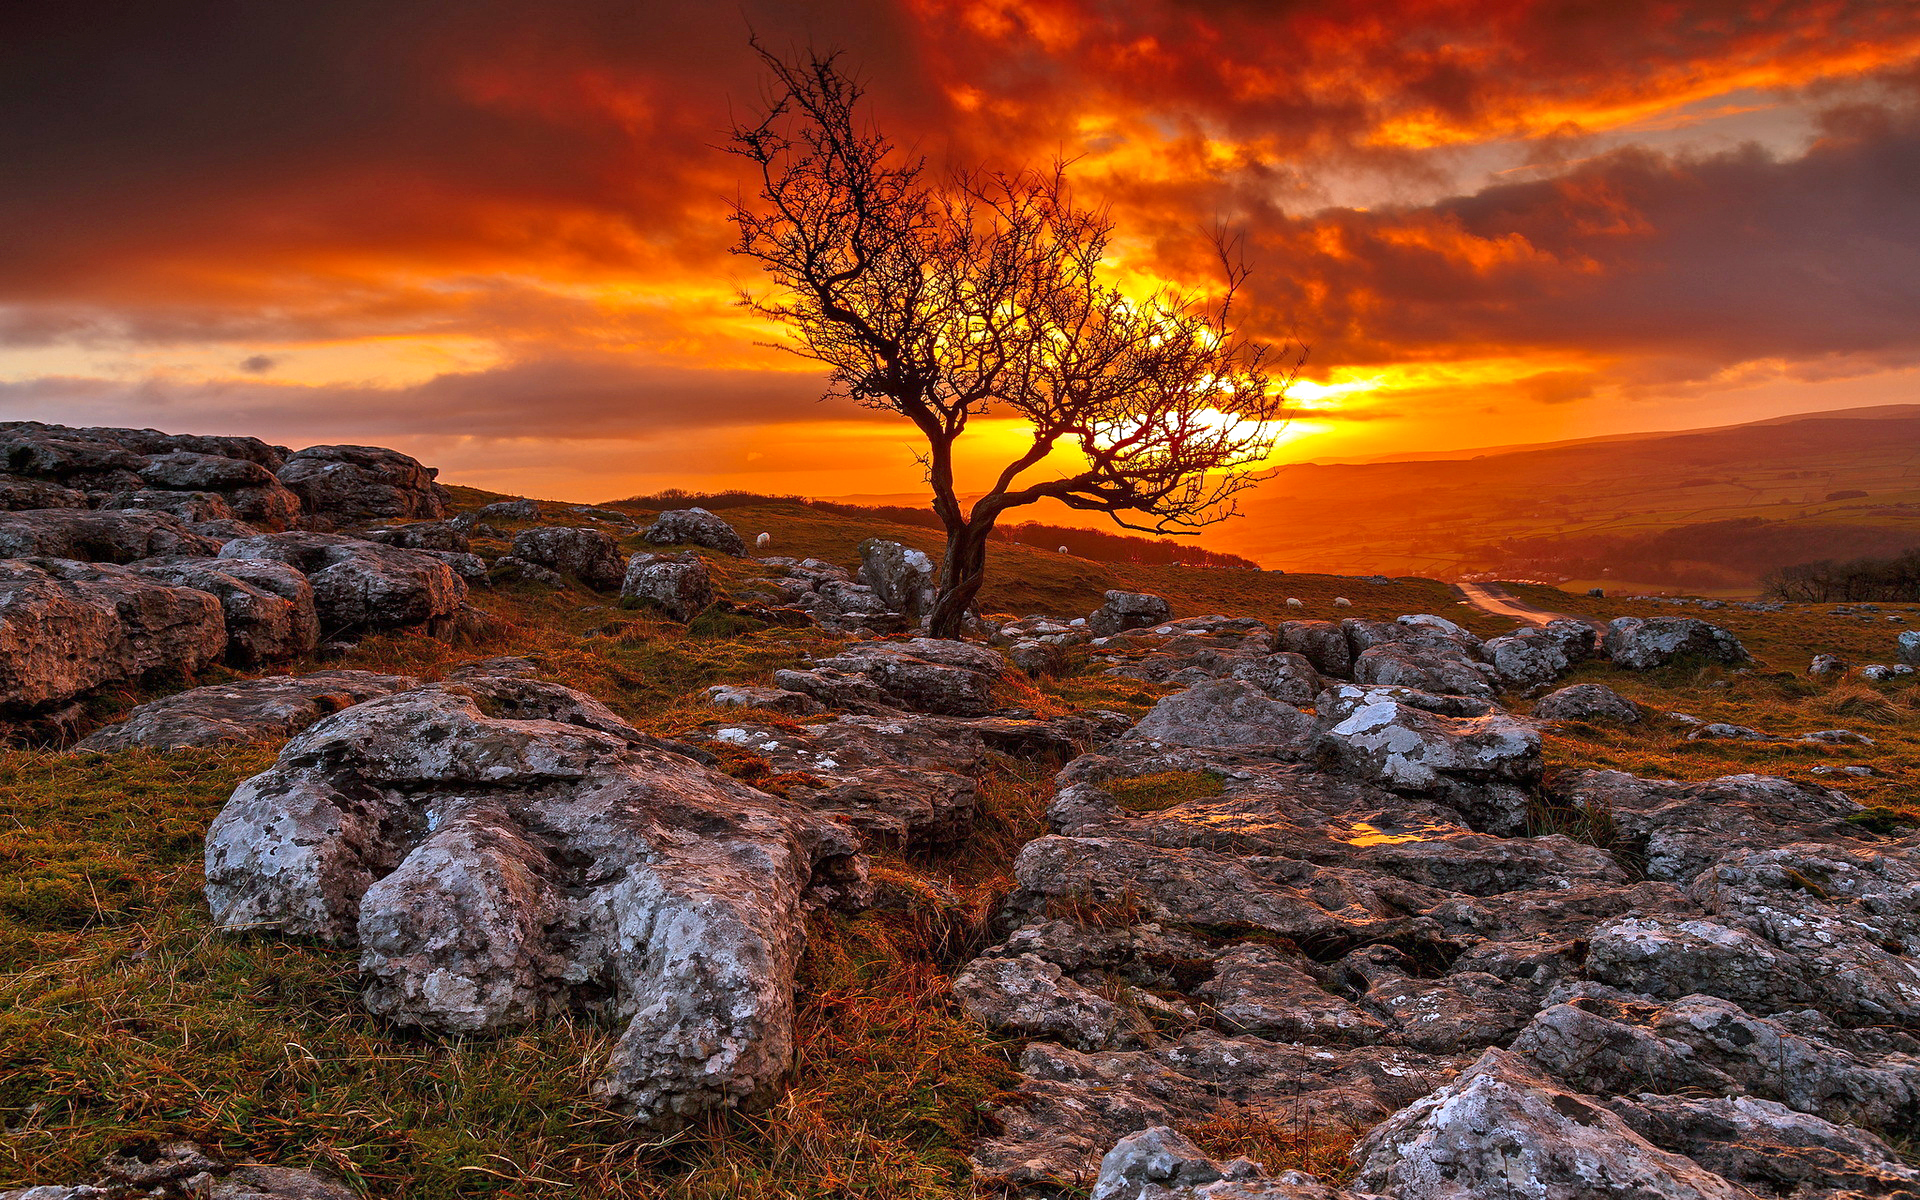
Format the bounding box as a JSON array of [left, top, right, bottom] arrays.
[[2, 0, 1917, 498]]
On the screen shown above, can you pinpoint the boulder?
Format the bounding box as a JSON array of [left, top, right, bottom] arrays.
[[621, 552, 714, 622], [1227, 651, 1322, 704], [203, 676, 867, 1127], [1899, 629, 1920, 665], [1352, 1048, 1750, 1200], [1809, 653, 1847, 676], [1315, 686, 1542, 834], [492, 555, 567, 589], [101, 487, 235, 522], [1089, 590, 1173, 637], [856, 537, 935, 621], [1089, 1127, 1307, 1200], [1547, 770, 1863, 884], [1604, 1093, 1920, 1199], [474, 497, 540, 522], [640, 507, 746, 556], [1533, 682, 1641, 724], [217, 532, 466, 632], [75, 669, 420, 751], [1123, 679, 1313, 751], [511, 526, 623, 590], [953, 954, 1144, 1050], [1482, 620, 1594, 693], [0, 509, 221, 563], [133, 557, 319, 665], [135, 450, 301, 529], [1511, 991, 1920, 1131], [363, 521, 470, 552], [1604, 617, 1750, 670], [275, 444, 445, 522], [1277, 618, 1352, 677], [0, 559, 226, 714], [0, 1139, 355, 1200], [0, 475, 89, 511], [775, 638, 1007, 716], [1351, 641, 1494, 698]]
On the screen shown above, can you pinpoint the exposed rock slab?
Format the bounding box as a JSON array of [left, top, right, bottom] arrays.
[[0, 558, 225, 714], [203, 676, 866, 1127], [75, 670, 419, 751], [217, 531, 466, 633]]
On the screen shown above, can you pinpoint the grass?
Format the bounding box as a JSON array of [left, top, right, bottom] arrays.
[[10, 492, 1920, 1193], [1106, 771, 1227, 814]]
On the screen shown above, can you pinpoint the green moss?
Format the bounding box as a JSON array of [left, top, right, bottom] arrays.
[[1106, 771, 1226, 813]]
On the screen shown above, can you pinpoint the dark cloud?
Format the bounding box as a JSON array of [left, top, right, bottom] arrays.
[[238, 354, 278, 374]]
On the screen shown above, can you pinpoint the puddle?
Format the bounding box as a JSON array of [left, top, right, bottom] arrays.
[[1341, 819, 1455, 847]]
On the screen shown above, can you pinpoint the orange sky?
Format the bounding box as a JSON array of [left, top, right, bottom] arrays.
[[3, 0, 1918, 508]]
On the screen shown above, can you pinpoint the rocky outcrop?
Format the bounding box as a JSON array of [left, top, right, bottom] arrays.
[[856, 538, 936, 623], [1314, 684, 1542, 834], [621, 551, 714, 621], [0, 1139, 356, 1200], [132, 557, 318, 665], [217, 532, 466, 633], [0, 559, 226, 715], [511, 526, 623, 590], [1352, 1048, 1750, 1200], [204, 674, 867, 1127], [1533, 682, 1641, 724], [363, 520, 471, 552], [135, 450, 301, 529], [275, 444, 446, 523], [1122, 678, 1314, 751], [772, 638, 1008, 716], [0, 509, 221, 563], [1089, 590, 1174, 637], [1278, 619, 1352, 677], [1481, 619, 1596, 694], [640, 507, 746, 556], [1604, 617, 1750, 670], [76, 670, 419, 751]]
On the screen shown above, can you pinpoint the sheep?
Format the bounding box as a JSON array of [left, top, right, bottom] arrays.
[[1333, 596, 1352, 608], [1286, 597, 1304, 608], [755, 532, 771, 550]]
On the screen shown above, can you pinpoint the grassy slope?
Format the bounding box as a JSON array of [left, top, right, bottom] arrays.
[[4, 499, 1916, 1197], [1218, 414, 1920, 583]]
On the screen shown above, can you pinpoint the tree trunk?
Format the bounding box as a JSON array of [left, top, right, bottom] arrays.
[[927, 519, 994, 638]]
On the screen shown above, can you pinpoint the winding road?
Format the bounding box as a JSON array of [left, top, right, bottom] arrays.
[[1452, 581, 1606, 630]]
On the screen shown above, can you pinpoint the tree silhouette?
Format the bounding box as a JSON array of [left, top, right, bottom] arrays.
[[727, 46, 1295, 637]]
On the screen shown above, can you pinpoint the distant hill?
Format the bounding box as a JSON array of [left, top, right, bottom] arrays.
[[1210, 405, 1920, 592]]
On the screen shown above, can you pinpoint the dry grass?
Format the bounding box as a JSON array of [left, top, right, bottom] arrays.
[[1181, 1109, 1361, 1183]]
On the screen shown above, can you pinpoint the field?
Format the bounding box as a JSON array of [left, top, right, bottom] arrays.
[[1214, 408, 1920, 590], [3, 496, 1916, 1197]]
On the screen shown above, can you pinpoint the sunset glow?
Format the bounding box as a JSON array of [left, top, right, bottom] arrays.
[[4, 1, 1917, 507]]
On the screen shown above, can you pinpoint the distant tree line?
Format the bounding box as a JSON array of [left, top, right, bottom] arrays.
[[616, 487, 1261, 569], [1763, 549, 1920, 602]]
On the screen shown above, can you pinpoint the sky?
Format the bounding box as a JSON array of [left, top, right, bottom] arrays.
[[3, 0, 1918, 505]]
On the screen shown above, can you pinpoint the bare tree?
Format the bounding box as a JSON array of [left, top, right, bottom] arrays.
[[727, 46, 1295, 637]]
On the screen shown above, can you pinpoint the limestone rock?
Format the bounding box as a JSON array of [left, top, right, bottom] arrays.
[[1089, 590, 1173, 637], [953, 953, 1144, 1050], [203, 677, 866, 1127], [1352, 1047, 1750, 1200], [275, 444, 445, 522], [0, 508, 221, 563], [777, 638, 1006, 716], [510, 526, 622, 590], [133, 557, 319, 665], [621, 552, 714, 621], [76, 670, 419, 751], [0, 559, 225, 714], [136, 450, 301, 529], [856, 537, 935, 621], [1605, 617, 1750, 670], [218, 532, 466, 633], [1123, 679, 1313, 751], [640, 507, 746, 556], [363, 520, 471, 553], [1533, 682, 1641, 724], [1277, 619, 1352, 678], [1315, 689, 1541, 835]]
